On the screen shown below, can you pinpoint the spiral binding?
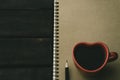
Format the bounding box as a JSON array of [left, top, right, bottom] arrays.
[[53, 0, 59, 80]]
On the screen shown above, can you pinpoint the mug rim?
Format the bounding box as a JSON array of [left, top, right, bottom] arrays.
[[72, 42, 109, 73]]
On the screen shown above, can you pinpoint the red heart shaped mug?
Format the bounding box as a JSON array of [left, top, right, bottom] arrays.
[[73, 42, 118, 73]]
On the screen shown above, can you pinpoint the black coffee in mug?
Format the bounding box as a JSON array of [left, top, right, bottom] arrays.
[[74, 43, 106, 70], [73, 42, 118, 73]]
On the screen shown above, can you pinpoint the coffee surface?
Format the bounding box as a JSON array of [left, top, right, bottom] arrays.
[[74, 44, 106, 70]]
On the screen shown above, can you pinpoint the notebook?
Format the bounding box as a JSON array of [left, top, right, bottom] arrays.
[[53, 0, 120, 80]]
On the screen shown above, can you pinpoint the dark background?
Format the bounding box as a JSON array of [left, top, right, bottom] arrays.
[[0, 0, 53, 80]]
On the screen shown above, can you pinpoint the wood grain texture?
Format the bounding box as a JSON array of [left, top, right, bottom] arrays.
[[0, 10, 53, 38], [0, 38, 53, 67], [0, 0, 53, 9], [0, 67, 52, 80], [0, 0, 53, 79]]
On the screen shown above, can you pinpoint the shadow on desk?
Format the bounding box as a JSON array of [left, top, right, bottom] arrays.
[[86, 65, 117, 80], [77, 64, 118, 80]]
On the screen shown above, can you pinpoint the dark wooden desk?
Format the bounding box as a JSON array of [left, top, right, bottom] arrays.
[[0, 0, 53, 80]]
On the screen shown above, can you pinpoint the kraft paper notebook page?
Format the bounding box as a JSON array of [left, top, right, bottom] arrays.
[[53, 0, 120, 80]]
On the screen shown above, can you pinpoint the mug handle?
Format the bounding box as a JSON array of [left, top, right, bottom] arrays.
[[108, 52, 118, 62]]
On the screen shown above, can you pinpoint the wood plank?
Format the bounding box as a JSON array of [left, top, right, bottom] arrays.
[[0, 10, 53, 37], [0, 38, 53, 66], [0, 67, 52, 80], [0, 0, 53, 9]]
